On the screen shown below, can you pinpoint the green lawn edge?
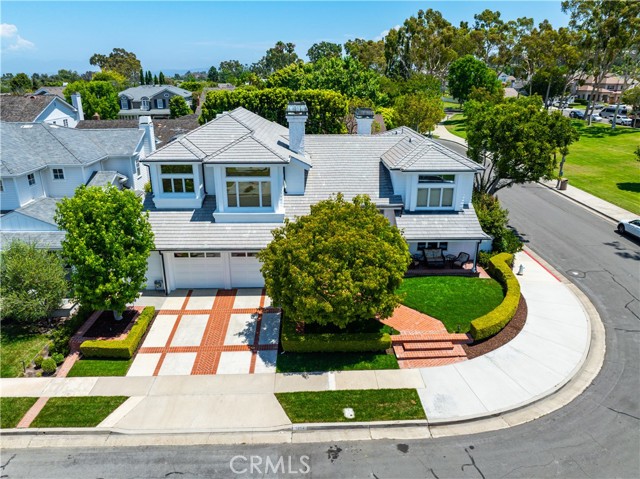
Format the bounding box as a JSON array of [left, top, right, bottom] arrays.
[[30, 396, 128, 428], [1, 397, 38, 428], [1, 322, 49, 378], [276, 351, 398, 373], [276, 389, 425, 423], [66, 358, 132, 377]]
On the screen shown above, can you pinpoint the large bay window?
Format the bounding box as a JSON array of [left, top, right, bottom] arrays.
[[416, 174, 455, 208], [160, 164, 194, 193], [225, 167, 272, 208]]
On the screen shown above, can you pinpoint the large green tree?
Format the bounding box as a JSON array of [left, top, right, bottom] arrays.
[[344, 38, 386, 73], [55, 186, 154, 318], [259, 194, 410, 328], [465, 96, 579, 195], [447, 55, 502, 104], [9, 73, 31, 94], [89, 48, 142, 83], [394, 93, 444, 136], [63, 81, 120, 119], [0, 241, 68, 325], [307, 41, 342, 63], [169, 95, 192, 118], [252, 41, 299, 76]]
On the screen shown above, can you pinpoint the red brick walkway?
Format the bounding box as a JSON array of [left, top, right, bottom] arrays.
[[383, 305, 470, 368], [136, 289, 280, 375]]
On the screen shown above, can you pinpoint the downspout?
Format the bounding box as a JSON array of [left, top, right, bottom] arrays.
[[201, 164, 207, 195], [158, 251, 169, 296], [473, 241, 480, 274]]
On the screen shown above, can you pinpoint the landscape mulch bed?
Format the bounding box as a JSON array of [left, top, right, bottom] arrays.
[[84, 309, 138, 339], [462, 296, 528, 359]]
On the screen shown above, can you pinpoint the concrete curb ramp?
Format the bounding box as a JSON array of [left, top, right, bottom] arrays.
[[0, 248, 605, 445]]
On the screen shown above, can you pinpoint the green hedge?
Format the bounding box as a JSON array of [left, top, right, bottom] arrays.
[[469, 253, 520, 341], [80, 307, 155, 359], [281, 316, 391, 353]]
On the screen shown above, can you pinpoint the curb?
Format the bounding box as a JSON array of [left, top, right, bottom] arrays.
[[537, 181, 620, 224]]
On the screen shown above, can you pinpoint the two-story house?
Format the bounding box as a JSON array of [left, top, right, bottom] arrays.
[[141, 104, 489, 293], [0, 93, 84, 128], [118, 85, 193, 120], [573, 73, 639, 104], [0, 117, 155, 248]]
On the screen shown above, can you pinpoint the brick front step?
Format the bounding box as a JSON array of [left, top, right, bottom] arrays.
[[402, 341, 454, 351], [398, 357, 467, 368], [392, 333, 472, 344], [393, 343, 466, 359]]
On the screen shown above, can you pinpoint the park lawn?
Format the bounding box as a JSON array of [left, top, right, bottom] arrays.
[[443, 113, 467, 139], [66, 358, 132, 377], [443, 100, 462, 110], [397, 276, 504, 333], [563, 121, 640, 214], [276, 389, 425, 423], [1, 397, 38, 428], [30, 396, 128, 428], [1, 322, 50, 378], [276, 351, 398, 373]]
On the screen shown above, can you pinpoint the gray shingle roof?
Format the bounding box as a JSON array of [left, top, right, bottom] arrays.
[[1, 231, 65, 250], [145, 107, 308, 165], [396, 206, 490, 241], [1, 122, 143, 176], [0, 96, 59, 122], [119, 85, 192, 101], [33, 86, 66, 97], [145, 196, 278, 250], [11, 197, 61, 225], [86, 170, 126, 187]]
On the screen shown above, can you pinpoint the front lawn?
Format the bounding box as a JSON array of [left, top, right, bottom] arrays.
[[30, 396, 128, 428], [276, 352, 398, 373], [443, 113, 467, 139], [1, 322, 49, 377], [66, 358, 132, 377], [1, 397, 38, 428], [397, 276, 504, 333], [276, 389, 425, 423], [562, 121, 640, 214]]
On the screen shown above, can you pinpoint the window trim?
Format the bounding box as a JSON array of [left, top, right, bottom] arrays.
[[52, 168, 65, 180], [159, 164, 195, 195], [141, 97, 150, 111], [120, 97, 129, 110], [0, 179, 4, 192], [156, 98, 165, 109], [63, 119, 69, 127], [224, 167, 272, 209], [27, 173, 36, 186]]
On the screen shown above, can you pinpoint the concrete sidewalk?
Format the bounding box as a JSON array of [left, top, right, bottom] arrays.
[[0, 249, 603, 440]]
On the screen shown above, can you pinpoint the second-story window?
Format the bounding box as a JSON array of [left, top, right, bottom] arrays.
[[225, 167, 271, 208], [416, 174, 455, 208], [156, 99, 165, 109], [141, 97, 150, 111], [120, 97, 129, 110], [28, 173, 36, 186], [53, 168, 65, 180], [160, 164, 194, 193]]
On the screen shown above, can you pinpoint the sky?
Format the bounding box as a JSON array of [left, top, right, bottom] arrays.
[[1, 1, 571, 75]]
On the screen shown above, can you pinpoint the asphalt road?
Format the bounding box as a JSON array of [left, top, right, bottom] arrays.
[[3, 184, 639, 479]]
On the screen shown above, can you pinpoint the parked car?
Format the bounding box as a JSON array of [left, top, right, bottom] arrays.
[[600, 106, 629, 118], [610, 116, 633, 126], [617, 219, 640, 239], [569, 110, 585, 119], [590, 114, 603, 122]]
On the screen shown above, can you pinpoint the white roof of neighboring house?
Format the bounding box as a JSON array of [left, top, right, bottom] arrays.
[[119, 85, 192, 101]]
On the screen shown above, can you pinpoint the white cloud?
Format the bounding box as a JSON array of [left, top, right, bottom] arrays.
[[375, 25, 401, 41], [1, 23, 35, 51]]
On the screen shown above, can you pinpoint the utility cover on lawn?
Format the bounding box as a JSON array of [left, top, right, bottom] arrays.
[[343, 407, 355, 419]]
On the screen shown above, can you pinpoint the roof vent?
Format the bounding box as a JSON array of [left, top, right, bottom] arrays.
[[20, 124, 34, 129]]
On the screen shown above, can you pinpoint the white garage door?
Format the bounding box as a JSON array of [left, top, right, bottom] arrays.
[[171, 252, 226, 289], [230, 252, 264, 288]]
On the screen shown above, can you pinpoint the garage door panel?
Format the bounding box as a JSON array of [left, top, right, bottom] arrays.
[[173, 257, 226, 289], [230, 256, 264, 288]]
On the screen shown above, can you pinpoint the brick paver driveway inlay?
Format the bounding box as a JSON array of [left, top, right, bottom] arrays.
[[128, 289, 280, 376]]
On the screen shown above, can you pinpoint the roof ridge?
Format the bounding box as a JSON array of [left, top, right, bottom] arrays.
[[180, 137, 208, 159], [248, 133, 288, 162], [41, 123, 84, 164]]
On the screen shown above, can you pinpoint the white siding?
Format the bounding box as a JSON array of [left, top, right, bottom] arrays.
[[42, 166, 85, 198], [144, 251, 165, 290], [284, 163, 305, 195], [389, 170, 406, 199], [103, 156, 135, 188], [0, 212, 57, 231], [0, 177, 21, 211], [35, 100, 78, 128], [204, 165, 216, 195], [15, 171, 45, 207], [456, 173, 474, 210]]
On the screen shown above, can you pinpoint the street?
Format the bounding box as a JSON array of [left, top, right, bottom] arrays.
[[3, 183, 639, 479]]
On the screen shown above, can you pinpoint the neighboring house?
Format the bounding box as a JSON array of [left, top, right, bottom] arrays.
[[141, 104, 489, 293], [0, 117, 156, 247], [572, 74, 639, 104], [118, 85, 193, 119], [32, 86, 67, 97], [76, 114, 200, 146], [497, 72, 516, 87], [0, 93, 84, 128]]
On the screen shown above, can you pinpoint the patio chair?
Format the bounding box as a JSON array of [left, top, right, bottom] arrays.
[[453, 252, 471, 268], [423, 248, 445, 268]]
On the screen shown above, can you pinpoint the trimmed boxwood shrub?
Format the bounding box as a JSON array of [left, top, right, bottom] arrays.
[[34, 355, 44, 368], [80, 307, 155, 359], [281, 316, 391, 353], [51, 353, 65, 365], [41, 358, 57, 374], [469, 253, 520, 341]]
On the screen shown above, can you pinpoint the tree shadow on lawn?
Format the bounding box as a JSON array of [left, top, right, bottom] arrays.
[[574, 123, 639, 139], [617, 182, 640, 194], [443, 118, 466, 126]]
